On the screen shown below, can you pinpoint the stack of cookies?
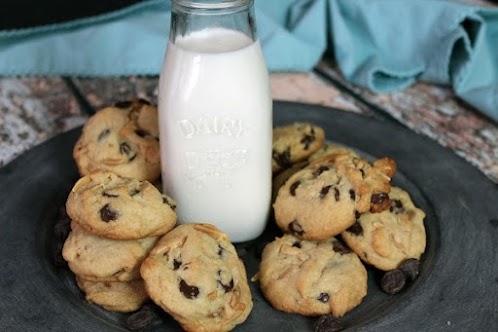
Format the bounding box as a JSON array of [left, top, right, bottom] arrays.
[[62, 171, 177, 312], [255, 122, 427, 319]]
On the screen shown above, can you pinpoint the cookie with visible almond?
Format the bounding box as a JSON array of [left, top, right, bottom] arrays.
[[273, 153, 396, 240], [73, 99, 161, 182], [256, 234, 367, 318], [66, 171, 176, 240], [140, 224, 253, 332], [341, 187, 426, 271], [272, 122, 325, 173]]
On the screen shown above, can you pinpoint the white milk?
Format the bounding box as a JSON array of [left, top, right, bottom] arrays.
[[158, 28, 272, 242]]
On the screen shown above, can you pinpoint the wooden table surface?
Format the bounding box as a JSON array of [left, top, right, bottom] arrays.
[[1, 59, 497, 185]]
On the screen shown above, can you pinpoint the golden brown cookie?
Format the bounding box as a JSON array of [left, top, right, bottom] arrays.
[[62, 222, 159, 282], [256, 234, 367, 317], [272, 122, 325, 173], [341, 187, 426, 271], [66, 171, 176, 240], [76, 277, 149, 313], [73, 99, 161, 182], [140, 224, 252, 332], [273, 153, 396, 240]]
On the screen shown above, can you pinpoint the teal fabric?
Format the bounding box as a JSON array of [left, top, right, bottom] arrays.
[[0, 0, 496, 120]]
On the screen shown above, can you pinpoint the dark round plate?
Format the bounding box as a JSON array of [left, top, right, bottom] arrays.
[[0, 101, 497, 331]]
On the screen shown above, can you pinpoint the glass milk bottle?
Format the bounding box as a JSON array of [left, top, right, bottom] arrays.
[[158, 0, 272, 242]]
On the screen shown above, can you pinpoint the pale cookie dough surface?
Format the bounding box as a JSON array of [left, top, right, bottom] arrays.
[[140, 224, 253, 332], [272, 122, 325, 173], [257, 234, 367, 317], [62, 222, 159, 282], [342, 187, 426, 271], [76, 277, 149, 313], [73, 99, 161, 182], [66, 171, 176, 240]]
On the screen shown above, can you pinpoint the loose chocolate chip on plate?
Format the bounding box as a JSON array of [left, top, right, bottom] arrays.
[[315, 314, 343, 332], [180, 279, 200, 299], [399, 258, 420, 281], [100, 204, 118, 222], [126, 305, 158, 331], [381, 269, 407, 294]]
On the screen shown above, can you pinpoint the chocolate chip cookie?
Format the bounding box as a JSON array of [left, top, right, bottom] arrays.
[[76, 277, 149, 313], [341, 187, 426, 271], [140, 224, 253, 332], [272, 122, 325, 173], [273, 153, 396, 240], [73, 99, 161, 182], [62, 222, 159, 282], [256, 234, 367, 317], [66, 171, 176, 240]]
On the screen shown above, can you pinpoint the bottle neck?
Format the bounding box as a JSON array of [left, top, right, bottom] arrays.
[[170, 0, 257, 45]]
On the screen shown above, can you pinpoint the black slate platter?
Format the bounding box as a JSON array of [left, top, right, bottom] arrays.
[[0, 101, 497, 331]]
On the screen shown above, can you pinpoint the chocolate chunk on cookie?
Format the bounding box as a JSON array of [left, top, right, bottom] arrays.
[[66, 171, 176, 240], [272, 122, 325, 173], [341, 187, 426, 271], [73, 99, 161, 182], [62, 222, 159, 282], [140, 224, 253, 332], [256, 234, 367, 317]]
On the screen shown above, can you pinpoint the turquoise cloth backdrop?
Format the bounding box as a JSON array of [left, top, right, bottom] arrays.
[[0, 0, 496, 121]]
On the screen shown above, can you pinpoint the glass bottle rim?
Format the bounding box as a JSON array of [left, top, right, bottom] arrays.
[[172, 0, 253, 10]]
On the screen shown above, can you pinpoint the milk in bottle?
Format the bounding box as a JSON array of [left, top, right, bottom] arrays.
[[158, 0, 272, 242]]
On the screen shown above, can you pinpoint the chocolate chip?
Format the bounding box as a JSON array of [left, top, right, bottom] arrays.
[[334, 187, 340, 201], [317, 292, 329, 303], [119, 142, 132, 155], [99, 204, 118, 222], [313, 165, 329, 177], [371, 192, 389, 204], [292, 241, 301, 248], [290, 180, 301, 196], [399, 258, 420, 281], [315, 314, 343, 332], [349, 189, 356, 200], [218, 279, 234, 293], [288, 220, 305, 236], [332, 241, 351, 255], [173, 259, 181, 270], [381, 269, 407, 294], [346, 221, 363, 236], [162, 196, 177, 210], [135, 129, 150, 138], [300, 128, 316, 150], [179, 279, 199, 299], [129, 154, 137, 162], [359, 168, 365, 178], [102, 191, 119, 198], [217, 245, 224, 257], [126, 305, 157, 331], [114, 100, 132, 108], [97, 129, 110, 141], [129, 188, 140, 196], [320, 185, 332, 199], [273, 148, 291, 169], [354, 210, 361, 219], [390, 199, 404, 213]]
